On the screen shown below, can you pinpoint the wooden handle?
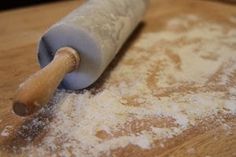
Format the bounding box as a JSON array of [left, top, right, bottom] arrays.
[[13, 47, 80, 116]]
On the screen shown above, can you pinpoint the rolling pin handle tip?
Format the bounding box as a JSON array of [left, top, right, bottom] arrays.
[[13, 101, 30, 116]]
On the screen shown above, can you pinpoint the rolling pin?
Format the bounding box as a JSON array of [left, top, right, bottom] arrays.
[[13, 0, 149, 116]]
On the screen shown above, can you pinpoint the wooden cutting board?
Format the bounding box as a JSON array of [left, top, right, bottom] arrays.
[[0, 0, 236, 156]]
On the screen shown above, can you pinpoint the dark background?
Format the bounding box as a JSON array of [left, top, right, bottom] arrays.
[[0, 0, 63, 10]]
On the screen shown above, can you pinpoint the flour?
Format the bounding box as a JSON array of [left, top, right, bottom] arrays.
[[225, 100, 236, 114], [186, 147, 196, 154], [1, 125, 13, 137], [21, 15, 236, 157]]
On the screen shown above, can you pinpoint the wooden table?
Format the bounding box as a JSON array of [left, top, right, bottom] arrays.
[[0, 0, 236, 156]]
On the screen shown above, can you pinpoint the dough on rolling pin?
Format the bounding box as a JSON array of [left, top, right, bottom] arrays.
[[38, 0, 149, 90]]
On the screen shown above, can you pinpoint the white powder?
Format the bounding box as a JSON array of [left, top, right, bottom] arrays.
[[20, 15, 236, 156], [225, 100, 236, 114], [187, 147, 196, 154], [1, 125, 13, 137]]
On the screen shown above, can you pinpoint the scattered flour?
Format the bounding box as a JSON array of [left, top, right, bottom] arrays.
[[1, 125, 13, 137], [225, 100, 236, 114], [186, 147, 196, 154], [20, 14, 236, 157]]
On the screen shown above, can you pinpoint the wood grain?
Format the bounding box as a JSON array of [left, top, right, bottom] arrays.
[[0, 0, 236, 156]]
